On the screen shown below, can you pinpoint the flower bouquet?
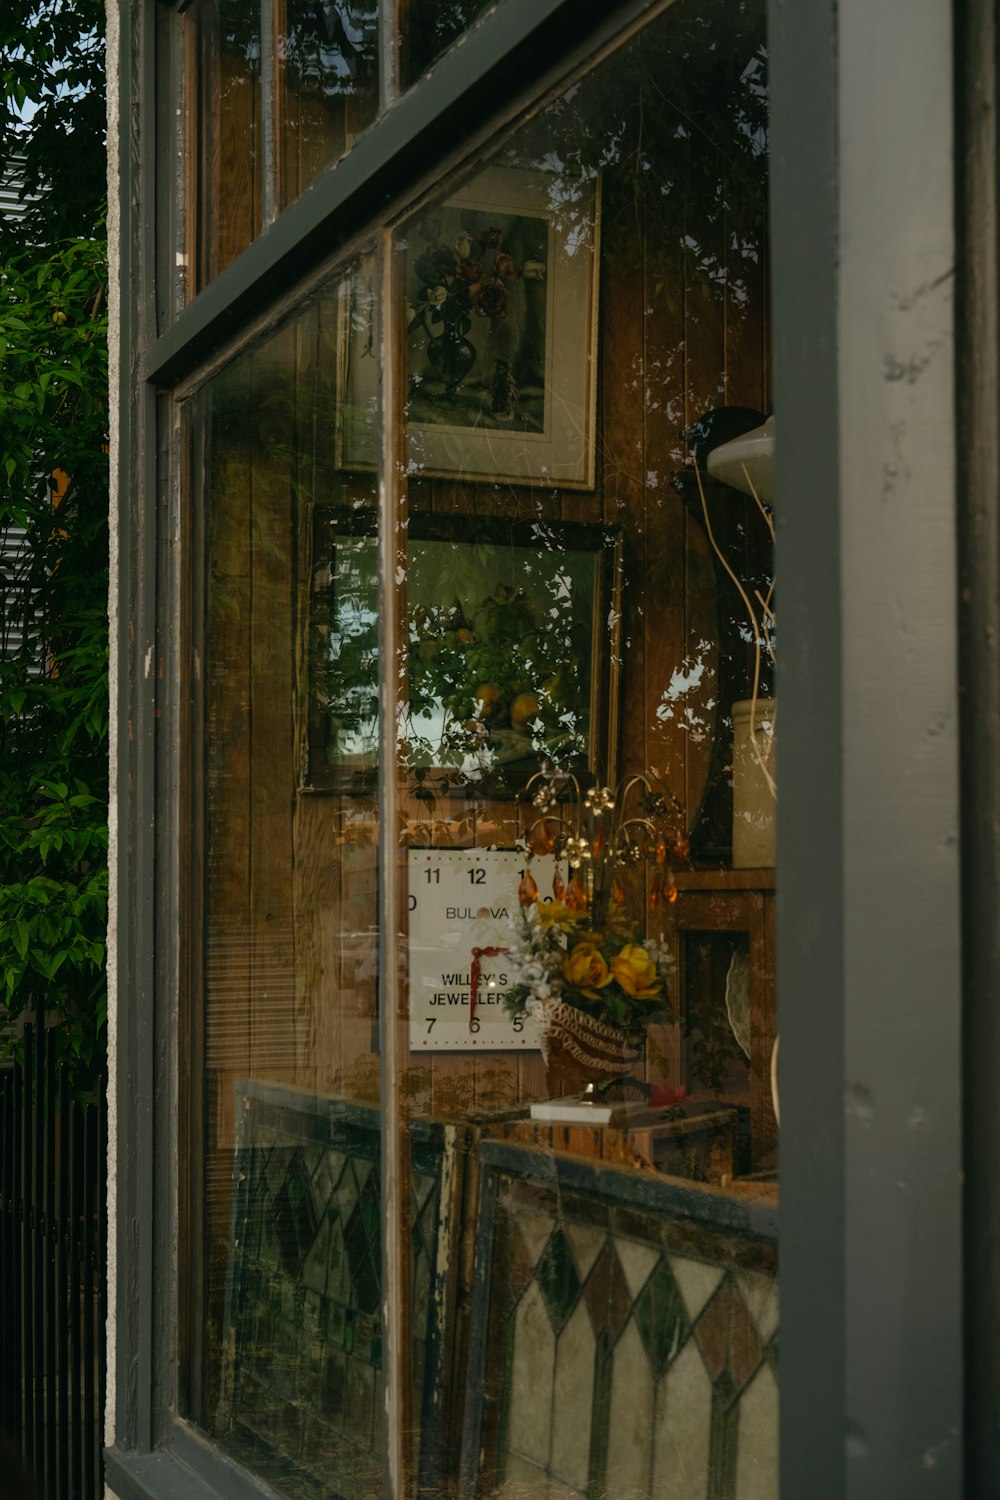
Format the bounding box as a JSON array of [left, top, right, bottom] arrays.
[[504, 895, 674, 1089], [503, 769, 685, 1093]]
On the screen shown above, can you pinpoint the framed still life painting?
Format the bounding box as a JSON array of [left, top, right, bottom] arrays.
[[338, 165, 601, 488]]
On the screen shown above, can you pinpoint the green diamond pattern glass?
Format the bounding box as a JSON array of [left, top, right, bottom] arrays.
[[634, 1255, 689, 1379], [536, 1227, 583, 1333]]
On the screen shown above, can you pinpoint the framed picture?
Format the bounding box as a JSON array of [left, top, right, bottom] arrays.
[[305, 509, 623, 798], [338, 165, 601, 488], [220, 1083, 467, 1500]]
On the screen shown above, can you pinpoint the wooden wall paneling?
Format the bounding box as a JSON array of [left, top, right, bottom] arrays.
[[289, 288, 382, 1108], [288, 298, 351, 1102], [634, 186, 689, 1095], [291, 796, 336, 1099], [247, 333, 300, 1109], [598, 166, 648, 786], [208, 0, 262, 279], [640, 181, 697, 823], [722, 175, 768, 413], [336, 811, 381, 1101], [201, 424, 255, 1399], [194, 0, 218, 292], [290, 307, 320, 1101], [427, 1030, 475, 1121], [204, 444, 253, 1155], [276, 0, 350, 214], [681, 138, 727, 437], [273, 0, 291, 209], [182, 10, 201, 300], [679, 513, 719, 840]]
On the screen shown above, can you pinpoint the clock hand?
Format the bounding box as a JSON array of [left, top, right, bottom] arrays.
[[469, 945, 510, 1034]]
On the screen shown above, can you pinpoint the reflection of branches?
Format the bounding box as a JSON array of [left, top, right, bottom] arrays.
[[693, 460, 775, 797]]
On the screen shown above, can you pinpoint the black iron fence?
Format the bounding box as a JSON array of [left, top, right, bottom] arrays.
[[0, 1016, 107, 1500]]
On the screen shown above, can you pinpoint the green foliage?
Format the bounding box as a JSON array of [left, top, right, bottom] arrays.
[[0, 0, 106, 245], [0, 4, 108, 1076], [0, 218, 108, 1066]]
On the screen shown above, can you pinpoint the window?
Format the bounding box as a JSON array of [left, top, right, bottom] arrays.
[[109, 0, 966, 1496], [179, 5, 778, 1496], [181, 0, 511, 295]]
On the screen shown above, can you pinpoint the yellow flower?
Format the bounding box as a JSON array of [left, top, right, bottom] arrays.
[[611, 943, 661, 999], [534, 900, 582, 932], [562, 941, 613, 996]]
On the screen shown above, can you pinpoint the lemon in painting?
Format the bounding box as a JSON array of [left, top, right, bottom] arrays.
[[510, 692, 540, 730], [474, 683, 503, 721]]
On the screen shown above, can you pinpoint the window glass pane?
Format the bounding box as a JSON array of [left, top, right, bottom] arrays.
[[276, 0, 381, 211], [186, 0, 265, 289], [182, 2, 381, 292], [182, 259, 386, 1500], [387, 0, 777, 1491], [401, 0, 495, 84]]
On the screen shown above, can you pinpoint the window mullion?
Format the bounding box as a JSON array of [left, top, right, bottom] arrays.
[[381, 0, 401, 115], [260, 0, 278, 225], [377, 227, 414, 1500]]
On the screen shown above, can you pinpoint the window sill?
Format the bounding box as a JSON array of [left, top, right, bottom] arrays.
[[106, 1422, 288, 1500]]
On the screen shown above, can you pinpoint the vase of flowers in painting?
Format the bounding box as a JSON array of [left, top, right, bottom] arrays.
[[425, 326, 477, 399]]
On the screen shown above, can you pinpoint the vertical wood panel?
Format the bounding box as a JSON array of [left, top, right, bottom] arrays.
[[723, 174, 767, 413], [248, 371, 298, 1097], [196, 0, 262, 286], [643, 191, 693, 822], [682, 138, 727, 434], [205, 446, 252, 1148], [600, 173, 647, 786]]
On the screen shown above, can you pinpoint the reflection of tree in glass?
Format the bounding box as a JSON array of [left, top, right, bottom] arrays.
[[501, 0, 767, 469], [404, 0, 493, 80], [280, 0, 378, 98], [313, 536, 593, 788], [314, 539, 380, 766]]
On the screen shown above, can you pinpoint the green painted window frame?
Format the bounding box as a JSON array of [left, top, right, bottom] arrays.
[[108, 0, 972, 1496]]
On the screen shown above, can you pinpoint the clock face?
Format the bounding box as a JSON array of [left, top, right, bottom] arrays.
[[407, 848, 555, 1051]]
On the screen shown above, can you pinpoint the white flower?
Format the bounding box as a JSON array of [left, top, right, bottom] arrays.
[[644, 938, 675, 971], [520, 960, 548, 987]]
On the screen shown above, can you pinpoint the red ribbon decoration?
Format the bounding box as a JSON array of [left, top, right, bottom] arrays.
[[470, 945, 510, 1033]]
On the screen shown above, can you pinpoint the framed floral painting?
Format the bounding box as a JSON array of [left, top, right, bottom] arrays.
[[338, 165, 601, 487], [305, 509, 622, 798]]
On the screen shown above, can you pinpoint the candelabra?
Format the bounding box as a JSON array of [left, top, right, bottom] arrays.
[[519, 767, 689, 924]]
